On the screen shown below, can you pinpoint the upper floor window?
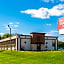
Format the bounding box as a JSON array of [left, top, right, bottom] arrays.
[[37, 35, 41, 41]]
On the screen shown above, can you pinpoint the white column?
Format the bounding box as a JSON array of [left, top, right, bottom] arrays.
[[56, 40, 58, 51], [18, 38, 20, 51], [16, 38, 18, 51]]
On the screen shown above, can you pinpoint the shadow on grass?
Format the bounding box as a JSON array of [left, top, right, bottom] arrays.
[[0, 50, 5, 52]]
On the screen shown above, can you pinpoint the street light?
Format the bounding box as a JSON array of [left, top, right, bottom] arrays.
[[8, 25, 12, 51]]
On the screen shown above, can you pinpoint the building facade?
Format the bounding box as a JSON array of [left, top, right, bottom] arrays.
[[0, 32, 58, 51]]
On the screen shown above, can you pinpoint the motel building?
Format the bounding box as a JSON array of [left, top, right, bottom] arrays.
[[0, 32, 58, 51]]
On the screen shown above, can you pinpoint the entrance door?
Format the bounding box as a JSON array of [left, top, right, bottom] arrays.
[[37, 44, 41, 51]]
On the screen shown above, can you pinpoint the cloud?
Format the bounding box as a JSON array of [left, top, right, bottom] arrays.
[[0, 32, 4, 35], [46, 24, 52, 26], [49, 4, 64, 16], [8, 22, 19, 28], [42, 0, 64, 3], [21, 8, 49, 19], [60, 0, 64, 2], [49, 30, 58, 33], [20, 4, 64, 19], [58, 37, 64, 41], [43, 0, 50, 2], [9, 22, 13, 25], [16, 22, 20, 24], [5, 25, 17, 32], [14, 25, 19, 27], [4, 22, 20, 32], [42, 0, 54, 3], [51, 0, 54, 3], [45, 30, 58, 36]]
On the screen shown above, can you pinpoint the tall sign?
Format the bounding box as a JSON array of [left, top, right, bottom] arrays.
[[57, 17, 64, 34]]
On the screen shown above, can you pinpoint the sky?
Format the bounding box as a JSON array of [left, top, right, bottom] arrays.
[[0, 0, 64, 41]]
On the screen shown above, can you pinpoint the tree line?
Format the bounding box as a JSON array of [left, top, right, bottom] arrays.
[[0, 33, 16, 40], [58, 41, 64, 49]]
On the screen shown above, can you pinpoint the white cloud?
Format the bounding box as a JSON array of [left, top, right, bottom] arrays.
[[9, 22, 13, 25], [5, 26, 11, 31], [45, 33, 52, 36], [9, 22, 20, 28], [14, 25, 19, 27], [21, 8, 49, 19], [16, 22, 20, 24], [43, 0, 50, 2], [51, 0, 54, 3], [5, 26, 17, 31], [21, 4, 64, 19], [49, 4, 64, 16], [46, 24, 52, 26], [45, 30, 58, 36], [42, 0, 64, 3], [58, 37, 64, 41], [49, 30, 58, 33], [60, 0, 64, 2], [4, 22, 20, 32], [0, 32, 4, 35], [43, 0, 54, 3]]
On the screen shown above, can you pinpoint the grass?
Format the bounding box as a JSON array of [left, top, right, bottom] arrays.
[[0, 50, 64, 64]]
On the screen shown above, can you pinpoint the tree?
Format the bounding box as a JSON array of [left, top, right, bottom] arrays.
[[1, 33, 17, 39], [1, 33, 10, 39], [58, 41, 64, 49], [0, 36, 1, 40]]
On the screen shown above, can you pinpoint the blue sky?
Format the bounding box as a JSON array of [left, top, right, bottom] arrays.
[[0, 0, 64, 41]]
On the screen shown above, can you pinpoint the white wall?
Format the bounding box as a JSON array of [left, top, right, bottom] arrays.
[[31, 44, 37, 51], [21, 39, 31, 50], [45, 37, 57, 39], [5, 47, 7, 50], [45, 40, 55, 50], [8, 47, 10, 50], [41, 44, 45, 50]]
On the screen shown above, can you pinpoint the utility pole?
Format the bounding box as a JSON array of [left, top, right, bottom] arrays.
[[8, 25, 12, 51]]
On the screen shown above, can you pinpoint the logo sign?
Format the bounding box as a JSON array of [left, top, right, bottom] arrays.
[[57, 17, 64, 34]]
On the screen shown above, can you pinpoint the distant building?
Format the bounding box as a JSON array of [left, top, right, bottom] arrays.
[[0, 32, 58, 51]]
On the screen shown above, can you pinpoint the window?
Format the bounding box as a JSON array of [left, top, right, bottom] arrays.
[[37, 35, 41, 41], [46, 46, 48, 48], [24, 41, 27, 44]]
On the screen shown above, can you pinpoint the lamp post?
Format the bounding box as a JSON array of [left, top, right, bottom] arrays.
[[8, 25, 12, 51]]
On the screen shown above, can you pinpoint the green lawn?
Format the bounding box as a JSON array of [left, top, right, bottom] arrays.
[[0, 50, 64, 64]]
